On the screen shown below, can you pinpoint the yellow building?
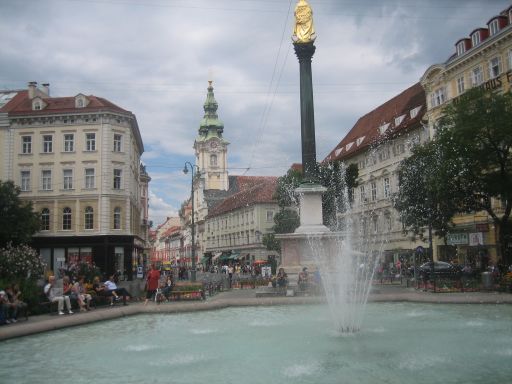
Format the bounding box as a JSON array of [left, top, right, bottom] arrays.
[[420, 6, 512, 267], [0, 82, 150, 279]]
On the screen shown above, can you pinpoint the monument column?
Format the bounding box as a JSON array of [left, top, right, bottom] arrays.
[[294, 42, 317, 183], [292, 0, 328, 233]]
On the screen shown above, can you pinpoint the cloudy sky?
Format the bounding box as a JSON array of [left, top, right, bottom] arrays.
[[1, 0, 509, 225]]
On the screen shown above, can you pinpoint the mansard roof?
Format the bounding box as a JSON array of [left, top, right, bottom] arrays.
[[324, 82, 426, 162]]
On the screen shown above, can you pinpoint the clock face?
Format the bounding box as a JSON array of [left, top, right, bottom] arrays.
[[210, 141, 218, 149]]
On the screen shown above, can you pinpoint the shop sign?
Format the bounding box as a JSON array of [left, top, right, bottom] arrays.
[[447, 233, 468, 245], [469, 232, 484, 246]]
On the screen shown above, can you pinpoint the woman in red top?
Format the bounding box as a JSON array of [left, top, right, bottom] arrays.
[[144, 264, 161, 305]]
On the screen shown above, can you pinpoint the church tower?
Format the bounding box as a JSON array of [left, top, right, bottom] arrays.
[[194, 81, 229, 191]]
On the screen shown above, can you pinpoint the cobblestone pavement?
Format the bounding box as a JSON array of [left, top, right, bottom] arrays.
[[1, 284, 511, 342]]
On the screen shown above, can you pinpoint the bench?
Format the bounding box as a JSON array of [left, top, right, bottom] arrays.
[[168, 290, 204, 301]]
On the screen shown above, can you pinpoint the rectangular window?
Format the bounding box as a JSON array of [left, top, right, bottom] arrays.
[[42, 170, 52, 191], [508, 50, 512, 70], [456, 76, 465, 95], [63, 169, 73, 190], [21, 136, 32, 154], [430, 88, 446, 107], [489, 20, 499, 36], [471, 32, 480, 47], [113, 134, 122, 152], [64, 134, 74, 152], [20, 170, 31, 191], [85, 133, 96, 151], [456, 41, 465, 56], [266, 210, 274, 222], [113, 169, 122, 189], [384, 177, 390, 198], [489, 56, 502, 79], [371, 182, 377, 201], [85, 168, 95, 189], [42, 135, 53, 153], [360, 185, 366, 203], [471, 66, 483, 86]]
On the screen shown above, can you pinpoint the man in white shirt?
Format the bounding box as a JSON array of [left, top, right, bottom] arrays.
[[44, 275, 73, 315]]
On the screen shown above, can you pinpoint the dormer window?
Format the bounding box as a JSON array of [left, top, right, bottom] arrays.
[[356, 136, 365, 146], [32, 97, 45, 111], [489, 19, 499, 36], [74, 94, 88, 108], [378, 123, 390, 135], [394, 115, 405, 127], [456, 41, 466, 56], [410, 106, 422, 119], [471, 31, 480, 47]]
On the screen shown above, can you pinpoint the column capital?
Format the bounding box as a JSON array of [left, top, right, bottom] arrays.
[[293, 42, 316, 63]]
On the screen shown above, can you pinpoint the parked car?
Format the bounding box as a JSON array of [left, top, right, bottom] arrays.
[[410, 261, 461, 279]]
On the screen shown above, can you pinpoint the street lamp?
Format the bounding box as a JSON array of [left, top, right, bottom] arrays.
[[183, 161, 199, 282]]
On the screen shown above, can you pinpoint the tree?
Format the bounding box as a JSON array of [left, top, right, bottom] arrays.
[[436, 88, 512, 262], [394, 141, 460, 241], [318, 162, 358, 229], [395, 88, 512, 263], [0, 180, 40, 247]]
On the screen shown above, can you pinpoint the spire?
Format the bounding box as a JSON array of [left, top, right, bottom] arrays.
[[199, 81, 224, 137]]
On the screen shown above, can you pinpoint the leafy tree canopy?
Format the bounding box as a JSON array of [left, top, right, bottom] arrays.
[[0, 180, 40, 247], [395, 88, 512, 260]]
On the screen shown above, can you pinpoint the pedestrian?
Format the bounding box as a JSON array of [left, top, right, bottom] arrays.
[[144, 264, 161, 305]]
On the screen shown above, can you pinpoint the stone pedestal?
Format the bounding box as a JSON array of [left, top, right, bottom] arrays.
[[294, 183, 329, 234]]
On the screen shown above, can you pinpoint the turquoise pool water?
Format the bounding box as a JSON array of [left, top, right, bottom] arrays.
[[1, 303, 511, 384]]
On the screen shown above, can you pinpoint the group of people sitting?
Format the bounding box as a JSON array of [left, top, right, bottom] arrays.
[[44, 274, 132, 315], [0, 284, 27, 325], [274, 266, 313, 292]]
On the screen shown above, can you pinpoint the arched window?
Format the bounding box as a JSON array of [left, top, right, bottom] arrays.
[[41, 208, 50, 231], [63, 207, 72, 230], [84, 206, 94, 230], [114, 207, 121, 230], [210, 154, 217, 166]]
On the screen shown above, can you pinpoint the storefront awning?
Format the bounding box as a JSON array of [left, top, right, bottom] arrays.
[[212, 252, 222, 261], [228, 252, 241, 260]]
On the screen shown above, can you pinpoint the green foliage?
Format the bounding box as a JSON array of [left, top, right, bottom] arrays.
[[394, 141, 459, 240], [263, 233, 281, 253], [395, 88, 512, 259], [318, 162, 359, 229], [273, 209, 300, 234], [274, 168, 303, 208], [0, 242, 46, 280], [0, 180, 41, 247]]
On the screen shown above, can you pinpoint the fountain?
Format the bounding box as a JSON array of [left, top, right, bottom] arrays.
[[277, 0, 381, 333]]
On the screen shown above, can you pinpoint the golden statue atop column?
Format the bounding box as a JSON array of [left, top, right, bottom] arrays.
[[292, 0, 316, 43]]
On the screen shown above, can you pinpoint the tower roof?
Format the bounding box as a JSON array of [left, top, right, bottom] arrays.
[[197, 81, 227, 143]]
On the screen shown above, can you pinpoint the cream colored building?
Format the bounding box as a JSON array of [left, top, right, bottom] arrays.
[[204, 177, 280, 265], [324, 83, 429, 266], [420, 6, 512, 266], [0, 82, 150, 279]]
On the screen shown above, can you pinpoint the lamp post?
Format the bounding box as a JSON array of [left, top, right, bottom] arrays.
[[183, 161, 199, 282]]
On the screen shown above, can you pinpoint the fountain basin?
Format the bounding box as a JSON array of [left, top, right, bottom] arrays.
[[1, 303, 511, 384]]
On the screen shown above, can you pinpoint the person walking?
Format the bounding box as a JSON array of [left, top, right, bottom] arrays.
[[144, 264, 161, 305]]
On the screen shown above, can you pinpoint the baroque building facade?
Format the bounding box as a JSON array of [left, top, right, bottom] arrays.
[[420, 6, 512, 266], [324, 83, 428, 266], [0, 82, 150, 280]]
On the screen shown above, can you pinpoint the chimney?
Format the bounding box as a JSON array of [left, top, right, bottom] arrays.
[[28, 81, 37, 99], [41, 83, 50, 96]]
